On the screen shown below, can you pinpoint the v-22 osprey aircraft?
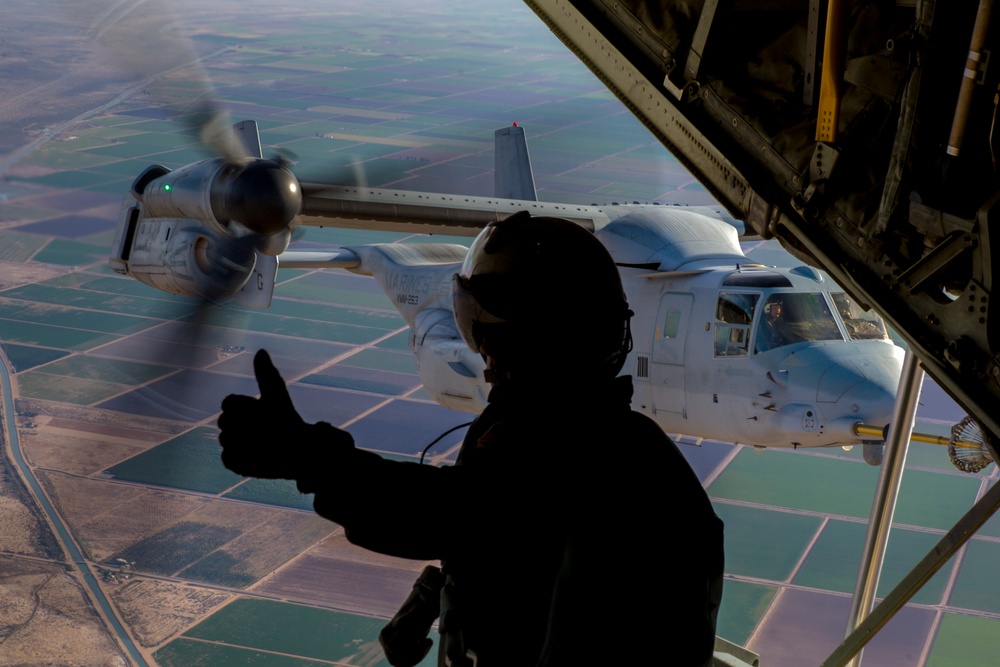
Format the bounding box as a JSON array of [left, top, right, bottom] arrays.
[[108, 121, 904, 464]]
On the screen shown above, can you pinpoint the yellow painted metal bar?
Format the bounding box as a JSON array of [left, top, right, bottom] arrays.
[[815, 0, 847, 142], [855, 424, 976, 449]]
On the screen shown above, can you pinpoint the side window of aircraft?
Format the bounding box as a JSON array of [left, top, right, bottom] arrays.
[[755, 293, 843, 353], [714, 292, 759, 357], [662, 308, 681, 339], [832, 292, 890, 341]]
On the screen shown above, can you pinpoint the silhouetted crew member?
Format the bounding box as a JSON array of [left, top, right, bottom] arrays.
[[218, 212, 724, 666]]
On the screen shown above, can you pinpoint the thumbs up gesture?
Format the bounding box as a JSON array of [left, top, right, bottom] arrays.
[[218, 349, 352, 484]]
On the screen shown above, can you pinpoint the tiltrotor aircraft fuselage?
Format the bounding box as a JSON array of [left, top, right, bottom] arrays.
[[285, 208, 903, 463], [108, 123, 903, 464]]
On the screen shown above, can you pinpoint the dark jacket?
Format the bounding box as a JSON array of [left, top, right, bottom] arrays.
[[311, 376, 724, 666]]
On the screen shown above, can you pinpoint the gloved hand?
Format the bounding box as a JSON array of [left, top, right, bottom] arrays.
[[218, 349, 353, 490]]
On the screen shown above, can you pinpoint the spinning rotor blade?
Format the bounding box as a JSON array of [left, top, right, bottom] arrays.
[[188, 101, 249, 164]]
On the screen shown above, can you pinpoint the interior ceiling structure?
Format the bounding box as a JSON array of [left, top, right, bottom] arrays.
[[525, 0, 1000, 452]]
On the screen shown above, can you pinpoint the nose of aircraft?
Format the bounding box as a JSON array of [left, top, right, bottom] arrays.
[[768, 342, 904, 446], [815, 343, 903, 420]]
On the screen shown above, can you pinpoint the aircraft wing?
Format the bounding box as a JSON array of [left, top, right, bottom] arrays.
[[523, 1, 1000, 444], [298, 184, 745, 236], [296, 183, 617, 237]]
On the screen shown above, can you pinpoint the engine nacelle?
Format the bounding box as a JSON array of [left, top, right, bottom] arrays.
[[109, 196, 256, 300], [132, 161, 227, 228], [411, 308, 488, 412], [132, 158, 301, 243]]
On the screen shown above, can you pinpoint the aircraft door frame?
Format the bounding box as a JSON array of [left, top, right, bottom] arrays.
[[651, 292, 692, 417]]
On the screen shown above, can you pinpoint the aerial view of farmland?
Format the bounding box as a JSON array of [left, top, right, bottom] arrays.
[[1, 1, 999, 666]]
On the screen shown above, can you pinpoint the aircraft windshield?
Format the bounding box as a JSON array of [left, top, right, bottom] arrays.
[[755, 293, 843, 353], [832, 292, 890, 341]]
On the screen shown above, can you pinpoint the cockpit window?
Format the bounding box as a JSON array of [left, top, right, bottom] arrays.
[[755, 293, 843, 353], [715, 292, 759, 356], [832, 292, 889, 340]]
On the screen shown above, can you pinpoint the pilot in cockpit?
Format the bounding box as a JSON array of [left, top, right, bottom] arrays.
[[756, 298, 792, 353]]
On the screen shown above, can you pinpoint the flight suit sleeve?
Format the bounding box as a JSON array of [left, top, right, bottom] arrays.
[[306, 444, 473, 561]]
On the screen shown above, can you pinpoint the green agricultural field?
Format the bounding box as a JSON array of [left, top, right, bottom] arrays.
[[0, 298, 151, 334], [947, 539, 1000, 615], [532, 132, 638, 156], [200, 310, 393, 345], [716, 580, 778, 646], [83, 229, 116, 249], [106, 427, 243, 493], [43, 273, 97, 288], [47, 134, 133, 151], [708, 448, 978, 536], [84, 143, 151, 159], [180, 514, 334, 588], [892, 469, 981, 531], [223, 478, 315, 511], [975, 484, 1000, 539], [407, 386, 434, 402], [88, 159, 167, 179], [135, 148, 215, 168], [2, 284, 191, 319], [31, 238, 110, 266], [112, 522, 242, 577], [299, 370, 419, 396], [76, 275, 195, 303], [115, 132, 201, 151], [340, 348, 419, 374], [16, 147, 120, 171], [708, 449, 880, 518], [0, 230, 49, 263], [31, 355, 170, 385], [343, 157, 420, 184], [0, 319, 119, 351], [901, 439, 965, 473], [712, 502, 822, 581], [74, 120, 150, 135], [334, 136, 432, 154], [539, 170, 619, 192], [0, 205, 55, 222], [792, 520, 951, 606], [16, 371, 125, 405], [179, 551, 256, 589], [926, 613, 1000, 667], [265, 299, 403, 329], [593, 182, 674, 200], [1, 344, 69, 373], [154, 639, 334, 667], [182, 598, 406, 665], [375, 331, 411, 352], [16, 170, 118, 191]]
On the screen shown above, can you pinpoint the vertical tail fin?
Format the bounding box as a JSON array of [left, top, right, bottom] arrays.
[[494, 123, 537, 200], [234, 120, 263, 159]]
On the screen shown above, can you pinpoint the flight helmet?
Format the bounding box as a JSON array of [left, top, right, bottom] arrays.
[[453, 211, 632, 382]]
